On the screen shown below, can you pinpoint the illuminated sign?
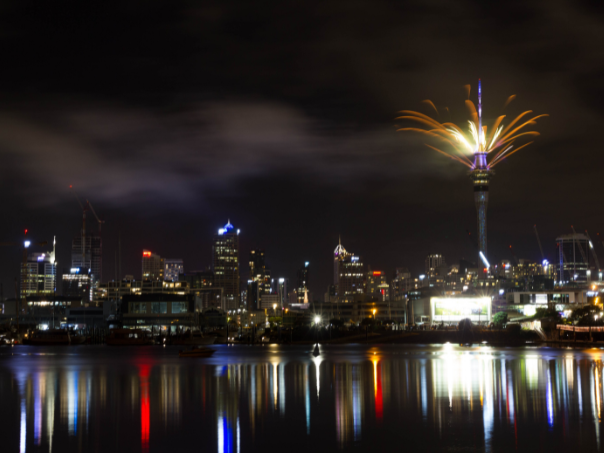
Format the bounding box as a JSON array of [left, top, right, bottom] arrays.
[[143, 251, 152, 258], [535, 294, 548, 304], [430, 297, 491, 322], [373, 271, 382, 276], [351, 256, 359, 262]]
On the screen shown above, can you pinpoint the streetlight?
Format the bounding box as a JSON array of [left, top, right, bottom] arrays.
[[372, 309, 376, 319], [314, 315, 321, 325]]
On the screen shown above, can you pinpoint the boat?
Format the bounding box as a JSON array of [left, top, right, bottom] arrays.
[[106, 328, 154, 346], [23, 329, 71, 345], [178, 346, 216, 358], [169, 330, 216, 346]]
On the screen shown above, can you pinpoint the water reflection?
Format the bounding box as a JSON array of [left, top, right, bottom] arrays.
[[4, 346, 604, 452]]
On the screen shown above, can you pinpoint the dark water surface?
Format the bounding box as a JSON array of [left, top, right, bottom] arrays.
[[0, 344, 603, 452]]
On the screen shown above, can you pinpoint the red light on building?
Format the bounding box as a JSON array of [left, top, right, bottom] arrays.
[[143, 251, 152, 258], [373, 271, 382, 276]]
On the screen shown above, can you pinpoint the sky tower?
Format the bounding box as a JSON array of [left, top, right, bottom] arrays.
[[470, 79, 492, 269], [399, 79, 547, 271]]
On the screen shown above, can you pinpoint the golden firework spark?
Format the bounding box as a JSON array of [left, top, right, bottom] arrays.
[[397, 81, 547, 169]]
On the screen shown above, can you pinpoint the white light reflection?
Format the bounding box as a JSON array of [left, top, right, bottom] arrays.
[[312, 355, 322, 400], [305, 364, 310, 434], [546, 366, 554, 428]]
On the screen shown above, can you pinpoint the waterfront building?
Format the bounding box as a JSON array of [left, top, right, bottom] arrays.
[[164, 259, 184, 282], [142, 250, 164, 280], [212, 220, 240, 310], [121, 293, 196, 331]]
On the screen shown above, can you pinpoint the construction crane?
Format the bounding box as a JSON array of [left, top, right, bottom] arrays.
[[571, 226, 589, 276], [534, 225, 545, 261], [585, 230, 601, 275], [508, 245, 519, 265]]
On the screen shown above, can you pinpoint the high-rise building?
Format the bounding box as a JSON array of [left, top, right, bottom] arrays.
[[296, 262, 310, 304], [21, 243, 57, 298], [62, 267, 93, 303], [142, 250, 164, 280], [390, 268, 411, 301], [212, 220, 240, 310], [164, 259, 184, 282], [425, 254, 445, 277], [367, 269, 388, 300], [557, 233, 590, 284], [338, 254, 365, 303], [334, 237, 348, 287], [247, 249, 270, 310], [71, 232, 102, 283]]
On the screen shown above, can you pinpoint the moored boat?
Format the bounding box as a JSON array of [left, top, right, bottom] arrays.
[[106, 328, 154, 346], [178, 346, 216, 358], [23, 329, 71, 345], [169, 330, 216, 346]]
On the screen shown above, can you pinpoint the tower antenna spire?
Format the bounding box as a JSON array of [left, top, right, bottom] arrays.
[[478, 78, 482, 150]]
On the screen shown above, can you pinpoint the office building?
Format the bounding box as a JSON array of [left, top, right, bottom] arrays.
[[296, 262, 310, 304], [21, 251, 57, 298], [164, 259, 184, 282], [367, 269, 389, 300], [247, 249, 270, 310], [212, 220, 240, 310], [142, 250, 164, 280], [71, 232, 102, 283], [338, 254, 365, 303], [21, 239, 57, 299], [425, 254, 445, 277]]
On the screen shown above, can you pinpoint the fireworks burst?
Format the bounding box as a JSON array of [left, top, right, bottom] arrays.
[[397, 81, 547, 169]]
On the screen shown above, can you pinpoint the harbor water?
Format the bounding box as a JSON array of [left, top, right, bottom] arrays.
[[0, 344, 603, 452]]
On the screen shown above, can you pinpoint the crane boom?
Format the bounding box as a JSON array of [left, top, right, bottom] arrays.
[[87, 200, 105, 233], [585, 230, 601, 272], [534, 224, 545, 261], [571, 225, 589, 267]]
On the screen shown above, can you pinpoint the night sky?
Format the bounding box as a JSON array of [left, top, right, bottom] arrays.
[[1, 0, 603, 298]]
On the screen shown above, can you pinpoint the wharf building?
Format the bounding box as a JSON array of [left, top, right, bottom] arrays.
[[212, 220, 240, 310], [164, 259, 184, 282], [142, 250, 164, 280], [71, 232, 102, 284], [120, 293, 197, 331]]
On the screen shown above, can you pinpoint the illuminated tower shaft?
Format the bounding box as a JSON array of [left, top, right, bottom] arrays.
[[471, 79, 492, 267], [470, 164, 491, 260]]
